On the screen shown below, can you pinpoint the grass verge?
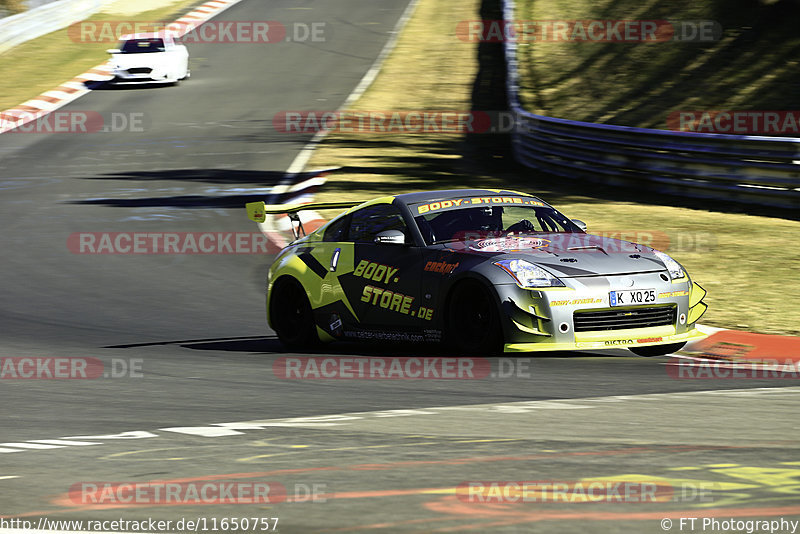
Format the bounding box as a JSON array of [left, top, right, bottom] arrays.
[[515, 0, 800, 129], [0, 0, 202, 110], [305, 0, 800, 335]]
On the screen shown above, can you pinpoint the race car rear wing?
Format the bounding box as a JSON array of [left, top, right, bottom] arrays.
[[246, 200, 364, 238]]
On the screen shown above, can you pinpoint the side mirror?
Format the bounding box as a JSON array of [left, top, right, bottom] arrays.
[[107, 49, 120, 54], [572, 219, 587, 232], [374, 229, 406, 245]]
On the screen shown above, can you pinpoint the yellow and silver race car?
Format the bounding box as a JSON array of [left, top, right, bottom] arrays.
[[247, 189, 707, 355]]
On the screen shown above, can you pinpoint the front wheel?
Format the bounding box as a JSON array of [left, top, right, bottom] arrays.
[[629, 342, 686, 357], [269, 279, 319, 350], [446, 280, 503, 355]]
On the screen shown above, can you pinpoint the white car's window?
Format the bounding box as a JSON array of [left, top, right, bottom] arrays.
[[121, 38, 166, 54]]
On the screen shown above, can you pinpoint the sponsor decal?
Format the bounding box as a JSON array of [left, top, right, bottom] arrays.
[[551, 298, 605, 306], [353, 260, 399, 284], [604, 339, 634, 346], [416, 196, 543, 214], [469, 236, 549, 252], [417, 306, 435, 321], [343, 331, 425, 342], [328, 313, 343, 335], [423, 329, 443, 342], [658, 290, 690, 298], [416, 198, 467, 214], [359, 286, 433, 320], [424, 261, 460, 274], [361, 286, 414, 314], [637, 337, 663, 344]]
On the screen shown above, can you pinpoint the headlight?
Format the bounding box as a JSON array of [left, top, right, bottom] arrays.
[[494, 259, 565, 288], [653, 250, 686, 280]]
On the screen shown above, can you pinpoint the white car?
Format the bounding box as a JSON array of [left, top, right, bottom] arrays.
[[107, 32, 189, 84]]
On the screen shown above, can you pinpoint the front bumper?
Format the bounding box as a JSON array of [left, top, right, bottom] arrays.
[[110, 68, 176, 83], [496, 273, 708, 352], [505, 324, 707, 352]]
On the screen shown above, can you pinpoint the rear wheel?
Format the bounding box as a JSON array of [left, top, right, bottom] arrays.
[[270, 278, 319, 350], [629, 342, 686, 357], [446, 280, 503, 355]]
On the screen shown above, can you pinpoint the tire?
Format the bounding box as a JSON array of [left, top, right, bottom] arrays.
[[269, 278, 319, 350], [629, 342, 686, 357], [446, 280, 503, 355]]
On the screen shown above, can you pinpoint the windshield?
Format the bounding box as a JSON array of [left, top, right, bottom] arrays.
[[414, 203, 582, 245], [120, 38, 166, 54]]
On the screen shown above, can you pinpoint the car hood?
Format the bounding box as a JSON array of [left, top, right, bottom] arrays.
[[444, 233, 667, 277]]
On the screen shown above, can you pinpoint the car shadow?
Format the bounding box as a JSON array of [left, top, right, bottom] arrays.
[[104, 335, 631, 358], [84, 80, 175, 91]]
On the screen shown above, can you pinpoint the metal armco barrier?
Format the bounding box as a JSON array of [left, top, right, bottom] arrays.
[[502, 0, 800, 209], [0, 0, 116, 55]]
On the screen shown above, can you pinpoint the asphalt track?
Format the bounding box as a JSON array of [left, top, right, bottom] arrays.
[[0, 0, 798, 532]]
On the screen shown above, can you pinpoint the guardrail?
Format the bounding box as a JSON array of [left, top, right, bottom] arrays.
[[0, 0, 115, 55], [502, 0, 800, 210]]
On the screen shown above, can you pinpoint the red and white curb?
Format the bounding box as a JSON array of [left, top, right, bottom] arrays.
[[257, 168, 340, 250], [679, 327, 800, 365], [0, 0, 245, 135]]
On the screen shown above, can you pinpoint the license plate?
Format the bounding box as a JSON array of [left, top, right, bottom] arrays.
[[609, 288, 656, 306]]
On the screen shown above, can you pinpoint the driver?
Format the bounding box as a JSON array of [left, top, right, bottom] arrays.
[[506, 218, 536, 233], [467, 206, 503, 232]]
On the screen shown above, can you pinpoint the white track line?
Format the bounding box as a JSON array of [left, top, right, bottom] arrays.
[[259, 0, 422, 246]]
